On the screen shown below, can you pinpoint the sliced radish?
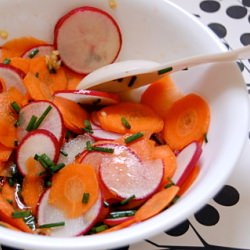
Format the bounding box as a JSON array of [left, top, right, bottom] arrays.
[[58, 134, 94, 165], [17, 100, 64, 143], [0, 63, 26, 94], [172, 141, 202, 186], [104, 216, 134, 227], [22, 45, 54, 58], [54, 6, 122, 74], [94, 144, 164, 200], [54, 89, 120, 105], [37, 189, 102, 237], [16, 129, 60, 176], [90, 122, 121, 141]]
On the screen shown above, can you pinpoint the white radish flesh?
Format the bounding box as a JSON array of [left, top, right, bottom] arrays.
[[17, 100, 64, 143], [54, 6, 122, 74], [172, 141, 202, 186], [37, 190, 102, 237], [54, 89, 120, 105], [98, 144, 164, 199], [22, 45, 54, 58], [0, 63, 26, 94], [16, 129, 59, 176], [58, 134, 94, 165]]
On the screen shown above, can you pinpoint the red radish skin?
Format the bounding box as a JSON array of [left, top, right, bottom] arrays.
[[22, 45, 54, 58], [58, 134, 94, 165], [54, 89, 120, 105], [37, 189, 102, 237], [96, 144, 164, 200], [54, 6, 122, 74], [17, 100, 64, 144], [104, 216, 135, 227], [173, 141, 202, 186], [16, 129, 60, 176], [0, 63, 26, 94]]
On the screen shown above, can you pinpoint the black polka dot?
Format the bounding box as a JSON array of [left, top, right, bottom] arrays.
[[213, 185, 240, 206], [200, 0, 220, 13], [243, 0, 250, 7], [226, 6, 248, 19], [208, 23, 227, 38], [237, 61, 245, 72], [240, 33, 250, 45], [165, 220, 189, 236], [194, 204, 220, 226]]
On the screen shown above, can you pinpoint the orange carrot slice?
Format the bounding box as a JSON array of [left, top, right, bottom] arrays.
[[48, 163, 99, 218], [163, 93, 210, 150], [135, 185, 179, 222], [23, 72, 53, 101], [10, 57, 30, 74], [29, 56, 67, 94], [7, 86, 29, 107], [0, 143, 12, 162], [53, 96, 88, 134], [0, 221, 21, 231], [96, 102, 164, 134], [0, 194, 32, 233], [1, 36, 47, 59], [0, 115, 17, 148], [141, 75, 183, 118], [1, 180, 16, 207]]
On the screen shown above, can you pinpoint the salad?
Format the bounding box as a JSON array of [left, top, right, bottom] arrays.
[[0, 6, 210, 237]]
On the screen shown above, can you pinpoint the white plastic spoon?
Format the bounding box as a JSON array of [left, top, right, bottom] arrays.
[[77, 45, 250, 93]]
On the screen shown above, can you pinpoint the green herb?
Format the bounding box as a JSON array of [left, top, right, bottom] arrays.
[[164, 178, 175, 189], [28, 48, 39, 58], [82, 192, 90, 204], [120, 194, 136, 205], [24, 214, 36, 230], [12, 210, 31, 219], [60, 150, 68, 157], [89, 224, 108, 234], [33, 105, 52, 129], [124, 132, 144, 144], [10, 101, 20, 114], [50, 163, 65, 173], [121, 117, 131, 129], [158, 66, 173, 75], [6, 199, 13, 204], [86, 141, 114, 153], [39, 221, 65, 229], [204, 133, 208, 143], [108, 210, 136, 219], [172, 195, 180, 204], [44, 180, 52, 188], [3, 58, 11, 65], [25, 115, 38, 131], [83, 119, 93, 134]]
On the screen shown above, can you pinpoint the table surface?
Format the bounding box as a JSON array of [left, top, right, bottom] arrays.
[[1, 1, 250, 250]]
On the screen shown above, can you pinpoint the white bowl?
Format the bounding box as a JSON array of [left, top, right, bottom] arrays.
[[0, 0, 249, 249]]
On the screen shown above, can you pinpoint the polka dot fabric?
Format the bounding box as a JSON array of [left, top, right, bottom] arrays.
[[1, 1, 250, 250]]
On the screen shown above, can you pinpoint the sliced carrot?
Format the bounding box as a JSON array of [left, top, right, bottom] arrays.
[[10, 57, 30, 74], [163, 93, 210, 150], [0, 143, 12, 162], [1, 37, 47, 59], [29, 57, 67, 94], [0, 115, 17, 148], [178, 165, 200, 196], [0, 180, 16, 207], [7, 86, 29, 107], [23, 72, 53, 101], [22, 176, 44, 215], [0, 162, 8, 176], [97, 102, 164, 134], [25, 157, 44, 178], [53, 96, 88, 134], [0, 194, 32, 233], [62, 66, 83, 90], [135, 185, 179, 222], [141, 75, 183, 118], [152, 145, 177, 188], [48, 163, 99, 218], [0, 221, 21, 231]]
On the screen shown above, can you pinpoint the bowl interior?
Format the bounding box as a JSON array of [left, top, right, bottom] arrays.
[[0, 0, 249, 250]]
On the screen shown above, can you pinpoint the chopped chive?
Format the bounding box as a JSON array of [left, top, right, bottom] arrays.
[[83, 119, 93, 134], [172, 195, 180, 204], [128, 75, 137, 87], [39, 153, 54, 167], [164, 179, 175, 189], [90, 224, 108, 234], [60, 150, 68, 157], [86, 141, 114, 153], [33, 105, 52, 129], [82, 192, 90, 204], [158, 66, 173, 75], [3, 58, 11, 65], [25, 115, 38, 131], [12, 210, 31, 219], [10, 101, 20, 114], [39, 221, 65, 229], [6, 199, 13, 204], [121, 117, 131, 129], [124, 132, 144, 144], [86, 141, 93, 151], [44, 180, 52, 188], [28, 48, 39, 58], [8, 178, 15, 187], [204, 133, 208, 143], [120, 194, 136, 205], [50, 163, 65, 173], [108, 210, 136, 219]]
